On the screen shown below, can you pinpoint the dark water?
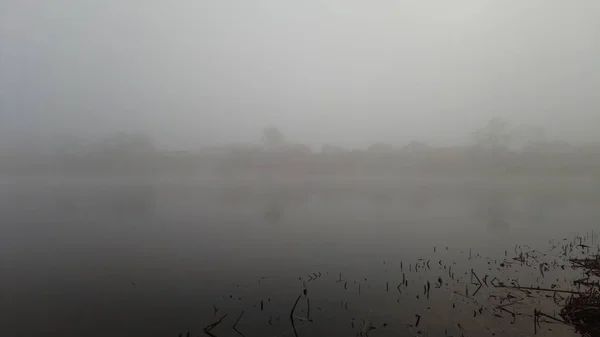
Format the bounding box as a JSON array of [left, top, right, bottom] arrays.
[[1, 175, 599, 337]]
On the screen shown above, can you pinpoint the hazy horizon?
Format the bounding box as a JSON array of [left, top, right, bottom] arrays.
[[3, 3, 600, 335], [1, 1, 599, 151]]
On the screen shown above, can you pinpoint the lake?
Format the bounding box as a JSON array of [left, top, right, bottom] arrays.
[[2, 174, 598, 337]]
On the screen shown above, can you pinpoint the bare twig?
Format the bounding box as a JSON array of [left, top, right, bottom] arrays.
[[233, 311, 245, 337], [493, 285, 580, 294], [290, 294, 302, 337], [204, 314, 228, 337]]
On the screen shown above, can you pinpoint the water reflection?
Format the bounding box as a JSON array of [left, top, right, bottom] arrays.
[[104, 186, 157, 217], [210, 184, 593, 233], [2, 177, 600, 337], [206, 185, 597, 235], [0, 184, 157, 221], [527, 193, 567, 224], [408, 186, 431, 209], [263, 201, 284, 224], [478, 191, 510, 231]]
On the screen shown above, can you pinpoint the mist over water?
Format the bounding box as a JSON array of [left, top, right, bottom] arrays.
[[1, 175, 598, 336], [1, 1, 600, 336]]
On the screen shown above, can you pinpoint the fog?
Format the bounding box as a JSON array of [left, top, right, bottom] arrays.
[[2, 0, 599, 150], [3, 3, 600, 336]]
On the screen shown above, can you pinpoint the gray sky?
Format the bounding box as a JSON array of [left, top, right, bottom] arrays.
[[1, 0, 599, 150]]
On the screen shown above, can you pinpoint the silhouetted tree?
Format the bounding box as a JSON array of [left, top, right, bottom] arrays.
[[262, 126, 285, 150], [264, 201, 283, 224], [404, 140, 429, 152], [286, 143, 312, 154], [473, 118, 512, 151]]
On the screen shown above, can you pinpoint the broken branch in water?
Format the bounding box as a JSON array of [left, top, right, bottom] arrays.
[[533, 309, 539, 335], [472, 283, 483, 296], [493, 285, 580, 294], [471, 269, 483, 286], [289, 293, 302, 337], [233, 311, 245, 337], [537, 311, 566, 324], [204, 314, 228, 337]]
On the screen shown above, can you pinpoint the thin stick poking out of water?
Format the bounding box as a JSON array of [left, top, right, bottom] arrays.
[[290, 294, 302, 337], [204, 314, 228, 337], [233, 311, 245, 337]]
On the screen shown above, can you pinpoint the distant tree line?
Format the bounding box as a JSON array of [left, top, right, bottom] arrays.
[[2, 119, 600, 175], [254, 119, 588, 155]]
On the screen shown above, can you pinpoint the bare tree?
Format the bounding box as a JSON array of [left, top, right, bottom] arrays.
[[404, 140, 429, 153], [472, 118, 512, 151], [262, 126, 285, 150]]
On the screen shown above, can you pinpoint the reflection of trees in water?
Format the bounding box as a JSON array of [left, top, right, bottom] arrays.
[[212, 185, 576, 229], [263, 201, 284, 224], [220, 187, 313, 209], [473, 190, 510, 231], [526, 193, 567, 224], [219, 186, 435, 212], [85, 186, 157, 217], [51, 185, 157, 218], [471, 189, 570, 230], [108, 186, 156, 216]]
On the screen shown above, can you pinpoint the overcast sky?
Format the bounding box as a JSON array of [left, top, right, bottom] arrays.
[[1, 0, 599, 150]]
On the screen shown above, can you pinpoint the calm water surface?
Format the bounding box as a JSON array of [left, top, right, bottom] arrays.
[[1, 175, 599, 337]]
